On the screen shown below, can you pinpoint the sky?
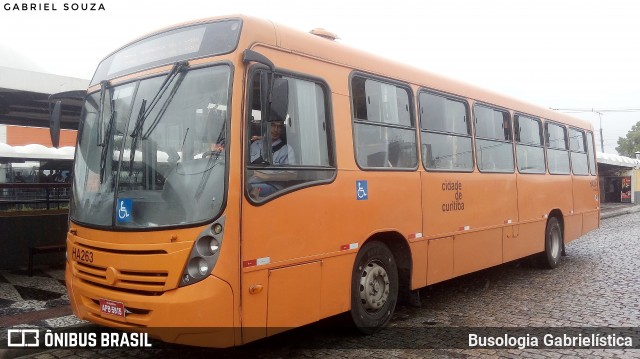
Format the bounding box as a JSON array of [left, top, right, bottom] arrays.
[[1, 0, 638, 155]]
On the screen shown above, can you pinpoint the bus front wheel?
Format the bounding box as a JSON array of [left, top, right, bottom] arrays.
[[540, 217, 563, 269], [350, 241, 398, 334]]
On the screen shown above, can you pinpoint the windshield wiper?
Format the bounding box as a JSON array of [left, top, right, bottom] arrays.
[[129, 61, 188, 175], [97, 80, 115, 184], [99, 106, 117, 183], [129, 99, 147, 175], [96, 80, 108, 146]]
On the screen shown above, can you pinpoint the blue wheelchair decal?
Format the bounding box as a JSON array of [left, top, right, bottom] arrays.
[[356, 180, 368, 200], [116, 199, 132, 223]]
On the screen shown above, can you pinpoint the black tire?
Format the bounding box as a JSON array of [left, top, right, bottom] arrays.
[[350, 241, 398, 334], [539, 217, 563, 269]]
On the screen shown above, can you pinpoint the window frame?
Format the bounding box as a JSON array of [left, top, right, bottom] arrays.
[[418, 88, 474, 173], [349, 71, 419, 171], [71, 61, 236, 231], [586, 130, 597, 176], [544, 120, 571, 175], [473, 103, 515, 174], [545, 120, 569, 150], [514, 113, 547, 175], [568, 126, 590, 176], [244, 65, 337, 205]]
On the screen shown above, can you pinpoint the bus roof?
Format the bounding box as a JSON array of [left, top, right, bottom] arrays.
[[259, 16, 593, 131], [100, 14, 593, 131]]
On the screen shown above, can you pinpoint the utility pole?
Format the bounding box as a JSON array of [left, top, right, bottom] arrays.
[[596, 111, 604, 152]]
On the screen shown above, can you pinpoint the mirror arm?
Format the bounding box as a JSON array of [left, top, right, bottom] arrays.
[[244, 48, 277, 118], [242, 49, 275, 72]]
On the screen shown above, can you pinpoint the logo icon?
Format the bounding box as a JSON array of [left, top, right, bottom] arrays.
[[7, 329, 40, 347], [356, 180, 368, 200], [116, 199, 132, 223]]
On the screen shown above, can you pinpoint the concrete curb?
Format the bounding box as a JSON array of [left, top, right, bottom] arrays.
[[600, 205, 640, 220]]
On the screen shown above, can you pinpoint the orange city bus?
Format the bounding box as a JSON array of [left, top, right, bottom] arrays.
[[50, 14, 600, 347]]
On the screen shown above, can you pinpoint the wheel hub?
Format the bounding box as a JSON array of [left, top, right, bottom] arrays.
[[551, 228, 561, 259], [359, 261, 390, 311]]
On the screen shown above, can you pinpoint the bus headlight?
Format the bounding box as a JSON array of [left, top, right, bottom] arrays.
[[180, 216, 225, 287], [195, 236, 220, 256], [187, 257, 209, 277], [209, 237, 220, 254]]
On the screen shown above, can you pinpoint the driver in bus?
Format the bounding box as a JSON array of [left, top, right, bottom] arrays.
[[248, 120, 296, 198]]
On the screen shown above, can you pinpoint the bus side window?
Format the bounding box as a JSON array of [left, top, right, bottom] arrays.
[[569, 128, 589, 175], [351, 75, 417, 170], [515, 115, 545, 174], [245, 70, 335, 201], [586, 131, 597, 175], [474, 105, 514, 173], [419, 91, 473, 171], [545, 122, 571, 175]]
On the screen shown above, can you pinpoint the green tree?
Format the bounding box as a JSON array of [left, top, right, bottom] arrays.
[[616, 120, 640, 157]]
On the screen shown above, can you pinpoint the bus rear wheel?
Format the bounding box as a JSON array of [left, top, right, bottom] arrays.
[[350, 241, 398, 334], [540, 217, 563, 269]]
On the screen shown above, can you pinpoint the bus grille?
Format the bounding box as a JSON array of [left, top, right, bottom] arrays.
[[75, 262, 168, 295]]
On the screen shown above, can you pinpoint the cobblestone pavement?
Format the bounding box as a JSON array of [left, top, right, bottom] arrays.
[[7, 211, 640, 358], [0, 267, 78, 330]]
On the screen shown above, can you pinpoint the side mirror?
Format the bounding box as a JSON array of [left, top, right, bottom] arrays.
[[50, 101, 61, 148], [48, 90, 86, 148], [269, 78, 289, 122]]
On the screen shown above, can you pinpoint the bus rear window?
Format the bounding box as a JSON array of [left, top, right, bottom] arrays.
[[91, 19, 242, 85]]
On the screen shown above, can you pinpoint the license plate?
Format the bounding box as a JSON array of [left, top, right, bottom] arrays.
[[99, 299, 125, 318]]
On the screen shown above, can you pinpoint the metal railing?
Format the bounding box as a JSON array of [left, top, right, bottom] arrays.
[[0, 183, 71, 211]]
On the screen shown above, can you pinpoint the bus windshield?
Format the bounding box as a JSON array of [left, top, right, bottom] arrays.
[[71, 64, 231, 229]]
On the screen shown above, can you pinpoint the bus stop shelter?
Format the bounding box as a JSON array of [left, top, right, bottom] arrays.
[[597, 152, 640, 204], [0, 65, 86, 131], [1, 42, 87, 131], [0, 49, 87, 270]]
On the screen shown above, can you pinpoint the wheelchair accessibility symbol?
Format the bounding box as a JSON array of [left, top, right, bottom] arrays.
[[117, 199, 132, 223], [356, 180, 368, 200]]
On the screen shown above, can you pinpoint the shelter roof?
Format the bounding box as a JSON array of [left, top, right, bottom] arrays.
[[0, 62, 87, 129], [0, 143, 74, 161], [597, 152, 640, 168]]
